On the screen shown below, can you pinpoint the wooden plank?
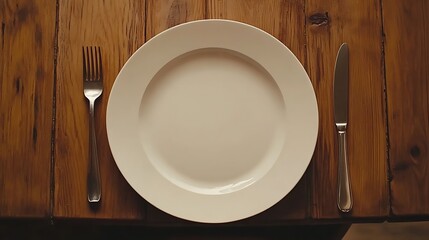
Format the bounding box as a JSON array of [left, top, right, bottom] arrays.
[[146, 0, 206, 39], [207, 0, 307, 64], [145, 0, 206, 223], [306, 0, 388, 218], [0, 0, 55, 217], [383, 0, 429, 216], [54, 0, 146, 219], [207, 0, 282, 38], [207, 0, 309, 221]]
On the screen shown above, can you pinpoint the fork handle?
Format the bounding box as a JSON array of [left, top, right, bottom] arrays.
[[88, 99, 101, 203]]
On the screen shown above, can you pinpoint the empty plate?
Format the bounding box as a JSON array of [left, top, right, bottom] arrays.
[[107, 19, 318, 223]]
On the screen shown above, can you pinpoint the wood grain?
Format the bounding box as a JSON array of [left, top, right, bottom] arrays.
[[54, 0, 146, 219], [0, 0, 55, 217], [207, 0, 282, 38], [207, 0, 309, 221], [146, 0, 206, 40], [306, 0, 388, 218], [383, 0, 429, 216]]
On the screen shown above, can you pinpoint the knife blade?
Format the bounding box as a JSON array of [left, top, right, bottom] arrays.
[[333, 43, 353, 213]]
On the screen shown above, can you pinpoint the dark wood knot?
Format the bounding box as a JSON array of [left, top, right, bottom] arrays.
[[309, 12, 329, 26], [410, 145, 421, 158]]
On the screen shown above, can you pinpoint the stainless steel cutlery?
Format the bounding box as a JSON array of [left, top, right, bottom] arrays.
[[334, 43, 352, 213], [83, 46, 103, 203]]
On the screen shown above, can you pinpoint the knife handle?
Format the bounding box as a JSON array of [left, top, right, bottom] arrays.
[[337, 130, 353, 213]]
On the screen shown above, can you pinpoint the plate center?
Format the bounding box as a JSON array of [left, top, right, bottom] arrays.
[[139, 49, 286, 195]]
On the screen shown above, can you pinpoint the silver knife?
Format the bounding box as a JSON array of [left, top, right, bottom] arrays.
[[334, 43, 352, 213]]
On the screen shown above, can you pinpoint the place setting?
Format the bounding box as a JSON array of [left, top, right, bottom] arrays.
[[83, 19, 353, 223]]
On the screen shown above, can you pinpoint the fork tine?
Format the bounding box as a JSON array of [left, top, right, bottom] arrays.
[[90, 46, 95, 81], [82, 47, 87, 79], [97, 47, 103, 80], [87, 47, 91, 79], [86, 47, 91, 80], [94, 46, 99, 81]]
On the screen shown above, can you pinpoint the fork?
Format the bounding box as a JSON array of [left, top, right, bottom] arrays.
[[83, 46, 103, 203]]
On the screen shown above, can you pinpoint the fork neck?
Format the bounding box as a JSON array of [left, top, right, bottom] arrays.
[[89, 99, 96, 117]]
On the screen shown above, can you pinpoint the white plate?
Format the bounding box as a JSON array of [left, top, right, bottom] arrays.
[[107, 19, 318, 223]]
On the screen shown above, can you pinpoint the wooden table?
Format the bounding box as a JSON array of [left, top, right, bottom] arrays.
[[1, 0, 428, 225]]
